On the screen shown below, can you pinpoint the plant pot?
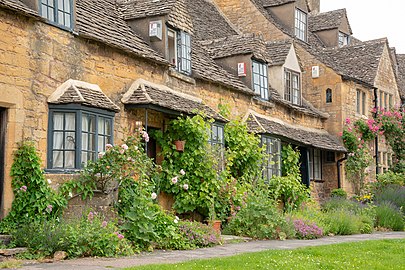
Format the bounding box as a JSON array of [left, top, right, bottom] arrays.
[[174, 140, 186, 152], [210, 220, 222, 234]]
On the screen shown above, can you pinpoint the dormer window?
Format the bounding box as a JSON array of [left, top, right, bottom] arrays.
[[40, 0, 73, 29], [252, 60, 269, 100], [284, 69, 301, 105], [295, 8, 307, 42], [338, 32, 350, 47], [167, 27, 192, 75]]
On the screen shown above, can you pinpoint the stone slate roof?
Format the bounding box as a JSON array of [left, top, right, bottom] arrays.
[[187, 0, 239, 41], [262, 0, 295, 7], [246, 112, 346, 152], [121, 79, 227, 121], [76, 0, 167, 64], [309, 9, 352, 34], [201, 34, 272, 63], [0, 0, 38, 16], [191, 41, 254, 95], [319, 38, 387, 87], [266, 40, 292, 66], [117, 0, 193, 33], [397, 54, 405, 99], [48, 80, 120, 112]]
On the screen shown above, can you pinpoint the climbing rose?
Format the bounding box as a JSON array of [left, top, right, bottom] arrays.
[[180, 169, 186, 175], [98, 152, 105, 158], [121, 144, 128, 150], [183, 184, 189, 190], [345, 118, 351, 125], [105, 144, 113, 150], [20, 185, 27, 192], [141, 131, 150, 142], [151, 192, 157, 200]]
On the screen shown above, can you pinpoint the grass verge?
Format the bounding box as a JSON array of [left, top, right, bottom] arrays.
[[127, 239, 405, 270]]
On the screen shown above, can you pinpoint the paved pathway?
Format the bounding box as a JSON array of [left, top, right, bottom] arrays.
[[19, 232, 405, 270]]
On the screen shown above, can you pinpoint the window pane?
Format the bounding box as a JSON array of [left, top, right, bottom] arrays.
[[65, 132, 75, 149], [98, 117, 105, 134], [98, 135, 104, 152], [65, 151, 75, 168], [53, 132, 63, 149], [65, 113, 75, 130], [53, 151, 63, 168], [105, 119, 112, 135], [54, 113, 64, 130], [82, 133, 88, 150]]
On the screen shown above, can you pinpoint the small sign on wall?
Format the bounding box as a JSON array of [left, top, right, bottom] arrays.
[[149, 20, 162, 40], [312, 66, 320, 78], [238, 63, 246, 77]]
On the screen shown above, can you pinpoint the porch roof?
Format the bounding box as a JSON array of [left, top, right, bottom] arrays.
[[48, 79, 120, 112], [245, 111, 346, 152], [121, 79, 227, 122]]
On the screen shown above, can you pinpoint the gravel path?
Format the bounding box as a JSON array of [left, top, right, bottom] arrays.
[[19, 232, 405, 270]]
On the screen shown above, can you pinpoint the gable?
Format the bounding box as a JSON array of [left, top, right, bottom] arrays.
[[284, 44, 301, 72], [374, 45, 400, 102]]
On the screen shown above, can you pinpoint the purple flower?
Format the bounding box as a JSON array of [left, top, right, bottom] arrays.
[[117, 234, 124, 240], [88, 211, 94, 221], [101, 221, 108, 228], [20, 185, 27, 192], [46, 204, 53, 213]]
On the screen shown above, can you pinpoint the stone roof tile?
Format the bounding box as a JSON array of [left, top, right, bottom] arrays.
[[117, 0, 193, 33], [246, 112, 346, 152], [262, 0, 295, 7], [187, 0, 238, 41], [48, 80, 120, 112], [121, 79, 227, 121], [397, 54, 405, 99], [309, 9, 352, 34], [201, 34, 272, 63], [266, 40, 292, 65], [0, 0, 38, 16], [76, 0, 167, 64], [319, 38, 387, 86]]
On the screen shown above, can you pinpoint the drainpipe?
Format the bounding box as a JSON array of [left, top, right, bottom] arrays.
[[145, 109, 149, 153], [337, 153, 348, 189], [374, 88, 379, 176]]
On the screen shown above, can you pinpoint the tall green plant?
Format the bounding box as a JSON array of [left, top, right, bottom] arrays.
[[0, 141, 65, 232], [153, 115, 219, 217]]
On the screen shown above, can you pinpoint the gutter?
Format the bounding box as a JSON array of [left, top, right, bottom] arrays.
[[374, 87, 379, 175], [337, 153, 348, 189]]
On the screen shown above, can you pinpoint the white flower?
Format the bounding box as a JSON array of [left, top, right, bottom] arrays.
[[174, 219, 178, 224], [68, 192, 73, 198], [180, 169, 185, 175], [171, 176, 178, 184], [121, 144, 128, 150], [98, 152, 105, 158], [151, 192, 157, 200], [175, 216, 179, 220], [183, 184, 189, 190], [47, 179, 52, 184]]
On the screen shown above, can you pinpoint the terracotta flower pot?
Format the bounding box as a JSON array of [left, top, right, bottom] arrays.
[[210, 220, 222, 234], [174, 140, 186, 152]]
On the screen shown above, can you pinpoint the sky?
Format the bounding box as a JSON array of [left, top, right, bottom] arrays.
[[320, 0, 405, 54]]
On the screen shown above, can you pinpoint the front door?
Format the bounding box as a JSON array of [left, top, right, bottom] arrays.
[[0, 108, 7, 217], [299, 147, 310, 187]]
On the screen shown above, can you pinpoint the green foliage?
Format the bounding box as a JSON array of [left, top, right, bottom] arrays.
[[373, 185, 405, 215], [178, 221, 222, 248], [374, 172, 405, 191], [13, 214, 133, 258], [374, 202, 404, 231], [0, 141, 66, 232], [223, 189, 294, 240], [153, 115, 219, 216], [224, 119, 265, 184], [267, 145, 309, 212], [331, 188, 347, 199]]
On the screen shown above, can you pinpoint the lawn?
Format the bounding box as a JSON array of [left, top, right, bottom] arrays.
[[127, 239, 405, 270]]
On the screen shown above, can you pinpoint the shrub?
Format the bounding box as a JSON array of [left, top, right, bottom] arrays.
[[322, 197, 365, 214], [178, 221, 221, 248], [323, 210, 363, 235], [331, 188, 347, 199], [373, 185, 405, 215], [13, 213, 133, 258], [292, 219, 323, 239], [374, 202, 404, 231], [223, 190, 293, 239]]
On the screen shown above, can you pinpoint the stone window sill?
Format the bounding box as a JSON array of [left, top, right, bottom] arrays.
[[169, 68, 196, 85], [253, 97, 275, 108]]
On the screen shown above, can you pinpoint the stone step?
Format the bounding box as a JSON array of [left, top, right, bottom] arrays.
[[221, 234, 252, 244], [0, 247, 27, 257], [0, 235, 12, 246]]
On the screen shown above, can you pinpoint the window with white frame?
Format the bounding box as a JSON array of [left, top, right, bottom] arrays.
[[309, 149, 322, 180], [338, 32, 350, 47], [40, 0, 73, 29], [252, 60, 269, 100], [167, 28, 192, 75], [356, 89, 366, 115], [48, 106, 114, 170], [261, 136, 281, 181], [284, 69, 301, 105], [295, 8, 307, 41]]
